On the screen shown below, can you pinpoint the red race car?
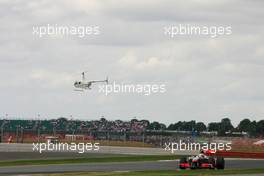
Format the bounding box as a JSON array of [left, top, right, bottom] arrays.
[[179, 150, 225, 170]]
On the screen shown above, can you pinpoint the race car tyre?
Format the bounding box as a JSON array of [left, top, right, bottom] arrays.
[[216, 157, 225, 169], [208, 157, 215, 169], [191, 161, 198, 169], [179, 157, 187, 170]]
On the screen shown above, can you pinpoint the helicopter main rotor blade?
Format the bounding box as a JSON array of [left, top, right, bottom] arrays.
[[74, 89, 84, 92]]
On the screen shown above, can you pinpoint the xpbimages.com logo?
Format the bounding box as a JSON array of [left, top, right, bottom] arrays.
[[32, 141, 100, 153], [164, 140, 232, 154], [32, 24, 100, 38], [164, 24, 232, 38], [98, 82, 166, 96]]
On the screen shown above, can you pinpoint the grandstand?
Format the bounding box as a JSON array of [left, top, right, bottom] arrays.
[[0, 118, 149, 133], [0, 117, 263, 150], [0, 118, 150, 144], [0, 117, 215, 146]]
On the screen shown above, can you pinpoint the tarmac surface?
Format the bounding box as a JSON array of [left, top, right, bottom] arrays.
[[0, 152, 116, 160], [0, 159, 264, 175], [0, 144, 263, 175], [0, 143, 198, 156]]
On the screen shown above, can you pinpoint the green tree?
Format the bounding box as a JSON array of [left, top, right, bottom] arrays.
[[175, 121, 183, 131], [148, 121, 163, 130], [167, 124, 175, 130], [218, 118, 234, 136], [249, 121, 257, 137], [195, 122, 207, 132], [181, 121, 195, 131], [238, 119, 251, 132], [208, 122, 220, 131], [256, 120, 264, 136]]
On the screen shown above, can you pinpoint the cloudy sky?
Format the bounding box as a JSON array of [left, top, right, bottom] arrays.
[[0, 0, 263, 125]]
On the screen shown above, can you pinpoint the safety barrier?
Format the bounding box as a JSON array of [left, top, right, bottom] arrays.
[[213, 151, 264, 159]]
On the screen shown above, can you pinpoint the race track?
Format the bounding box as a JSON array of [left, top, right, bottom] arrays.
[[0, 144, 263, 175], [0, 159, 264, 175]]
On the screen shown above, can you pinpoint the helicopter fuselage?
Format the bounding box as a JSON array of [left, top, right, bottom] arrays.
[[74, 81, 92, 89]]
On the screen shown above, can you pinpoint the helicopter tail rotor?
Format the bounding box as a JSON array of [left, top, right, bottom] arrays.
[[106, 76, 109, 84]]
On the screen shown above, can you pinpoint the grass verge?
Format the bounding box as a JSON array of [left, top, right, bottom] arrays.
[[0, 155, 181, 167], [46, 169, 264, 176]]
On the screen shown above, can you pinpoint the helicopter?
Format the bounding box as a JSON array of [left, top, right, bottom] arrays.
[[74, 72, 108, 91]]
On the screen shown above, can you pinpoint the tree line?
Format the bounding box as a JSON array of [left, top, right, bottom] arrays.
[[147, 118, 264, 137]]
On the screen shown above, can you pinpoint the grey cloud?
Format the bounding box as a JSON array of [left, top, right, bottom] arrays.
[[0, 0, 263, 125]]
